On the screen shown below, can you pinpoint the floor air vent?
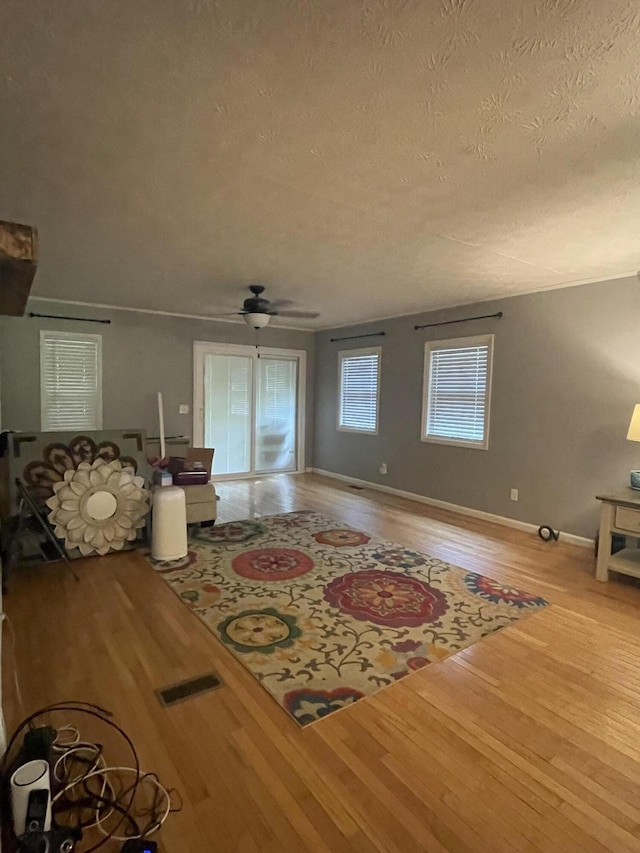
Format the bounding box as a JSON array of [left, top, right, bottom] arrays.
[[348, 485, 364, 490], [156, 672, 223, 707]]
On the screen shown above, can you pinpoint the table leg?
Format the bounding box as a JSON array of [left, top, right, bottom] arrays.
[[596, 503, 614, 582]]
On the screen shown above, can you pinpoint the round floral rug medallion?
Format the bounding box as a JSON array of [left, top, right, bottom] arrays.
[[462, 572, 548, 609], [284, 686, 365, 726], [194, 519, 265, 544], [313, 529, 371, 547], [218, 608, 301, 654], [232, 547, 315, 581], [324, 568, 449, 627]]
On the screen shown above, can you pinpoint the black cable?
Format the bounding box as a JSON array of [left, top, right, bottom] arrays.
[[110, 771, 169, 839], [1, 702, 141, 852], [3, 701, 178, 846], [2, 702, 113, 764], [55, 752, 140, 837], [51, 718, 176, 843], [537, 525, 559, 542], [132, 772, 177, 839]]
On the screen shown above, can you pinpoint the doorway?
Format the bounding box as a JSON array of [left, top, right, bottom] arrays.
[[193, 342, 306, 478]]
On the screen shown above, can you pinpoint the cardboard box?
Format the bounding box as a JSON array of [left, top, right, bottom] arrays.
[[185, 447, 215, 477]]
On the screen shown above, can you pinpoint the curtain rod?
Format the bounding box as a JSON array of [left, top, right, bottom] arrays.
[[29, 312, 111, 325], [414, 311, 503, 331], [330, 331, 385, 343]]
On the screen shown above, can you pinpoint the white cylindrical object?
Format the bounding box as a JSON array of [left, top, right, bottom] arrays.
[[152, 486, 188, 561], [10, 759, 52, 835]]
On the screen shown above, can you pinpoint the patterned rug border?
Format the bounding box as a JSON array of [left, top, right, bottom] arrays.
[[146, 510, 549, 727]]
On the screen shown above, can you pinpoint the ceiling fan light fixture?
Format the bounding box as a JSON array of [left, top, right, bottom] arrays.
[[244, 312, 270, 329]]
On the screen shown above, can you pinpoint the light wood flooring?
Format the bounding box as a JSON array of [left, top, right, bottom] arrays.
[[4, 473, 640, 852]]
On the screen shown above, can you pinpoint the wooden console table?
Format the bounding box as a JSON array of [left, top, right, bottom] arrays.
[[596, 490, 640, 582]]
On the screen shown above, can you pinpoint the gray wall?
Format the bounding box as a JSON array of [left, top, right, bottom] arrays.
[[314, 275, 640, 539], [4, 277, 640, 539], [0, 299, 315, 466]]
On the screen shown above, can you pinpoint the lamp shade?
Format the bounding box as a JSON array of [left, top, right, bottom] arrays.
[[627, 405, 640, 441], [243, 312, 270, 329]]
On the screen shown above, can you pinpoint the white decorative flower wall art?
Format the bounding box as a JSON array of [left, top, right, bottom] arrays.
[[46, 458, 150, 556]]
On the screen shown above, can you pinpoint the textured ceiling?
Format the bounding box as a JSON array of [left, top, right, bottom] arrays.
[[2, 0, 640, 328]]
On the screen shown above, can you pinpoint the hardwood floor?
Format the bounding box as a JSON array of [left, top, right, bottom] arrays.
[[4, 473, 640, 852]]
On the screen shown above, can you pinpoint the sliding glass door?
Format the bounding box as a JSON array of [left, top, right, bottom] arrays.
[[194, 343, 305, 478]]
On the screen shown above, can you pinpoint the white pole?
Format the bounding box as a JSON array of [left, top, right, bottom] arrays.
[[158, 391, 166, 459]]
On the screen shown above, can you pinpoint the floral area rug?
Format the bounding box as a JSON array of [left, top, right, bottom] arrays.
[[147, 511, 548, 727]]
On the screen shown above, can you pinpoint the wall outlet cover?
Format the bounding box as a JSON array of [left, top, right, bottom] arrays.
[[379, 463, 388, 475], [179, 404, 189, 415], [510, 488, 518, 501]]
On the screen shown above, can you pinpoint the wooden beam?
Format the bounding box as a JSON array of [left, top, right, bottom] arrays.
[[0, 219, 38, 316]]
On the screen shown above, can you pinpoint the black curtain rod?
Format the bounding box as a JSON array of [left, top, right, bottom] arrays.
[[330, 331, 385, 343], [414, 311, 503, 331], [29, 312, 111, 325]]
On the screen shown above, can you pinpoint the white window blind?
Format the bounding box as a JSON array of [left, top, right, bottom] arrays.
[[203, 353, 252, 475], [262, 359, 295, 422], [230, 362, 250, 417], [338, 347, 381, 434], [422, 335, 493, 449], [40, 331, 103, 431]]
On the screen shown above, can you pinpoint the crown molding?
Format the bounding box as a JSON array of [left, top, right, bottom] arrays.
[[29, 268, 637, 334], [313, 270, 638, 331], [27, 296, 316, 332]]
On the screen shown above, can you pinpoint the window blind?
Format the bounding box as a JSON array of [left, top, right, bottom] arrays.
[[338, 349, 380, 433], [229, 361, 250, 417], [262, 360, 295, 422], [40, 331, 102, 431], [424, 337, 492, 447], [203, 353, 252, 475]]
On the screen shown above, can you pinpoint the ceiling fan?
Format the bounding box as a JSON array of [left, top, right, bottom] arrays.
[[235, 285, 320, 329]]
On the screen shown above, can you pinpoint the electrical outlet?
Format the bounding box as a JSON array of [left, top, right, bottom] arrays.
[[179, 404, 189, 415], [379, 463, 388, 475], [510, 488, 518, 501]]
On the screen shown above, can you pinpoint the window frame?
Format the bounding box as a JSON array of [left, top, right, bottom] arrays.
[[40, 329, 103, 431], [421, 333, 494, 450], [337, 346, 382, 435]]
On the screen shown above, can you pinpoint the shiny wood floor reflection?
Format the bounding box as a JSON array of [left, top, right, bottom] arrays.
[[5, 473, 640, 852]]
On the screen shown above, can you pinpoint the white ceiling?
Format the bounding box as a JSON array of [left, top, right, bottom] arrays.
[[2, 0, 640, 329]]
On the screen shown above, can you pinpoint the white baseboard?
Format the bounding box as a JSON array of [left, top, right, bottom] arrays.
[[308, 468, 594, 549]]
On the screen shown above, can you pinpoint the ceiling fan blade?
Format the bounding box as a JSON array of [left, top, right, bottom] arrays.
[[276, 309, 321, 319], [268, 299, 294, 310]]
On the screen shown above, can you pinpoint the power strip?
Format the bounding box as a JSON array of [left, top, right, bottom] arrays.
[[121, 841, 158, 852]]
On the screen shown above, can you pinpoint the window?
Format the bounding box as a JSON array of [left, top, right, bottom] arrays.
[[40, 331, 103, 431], [338, 347, 381, 434], [422, 334, 493, 449]]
